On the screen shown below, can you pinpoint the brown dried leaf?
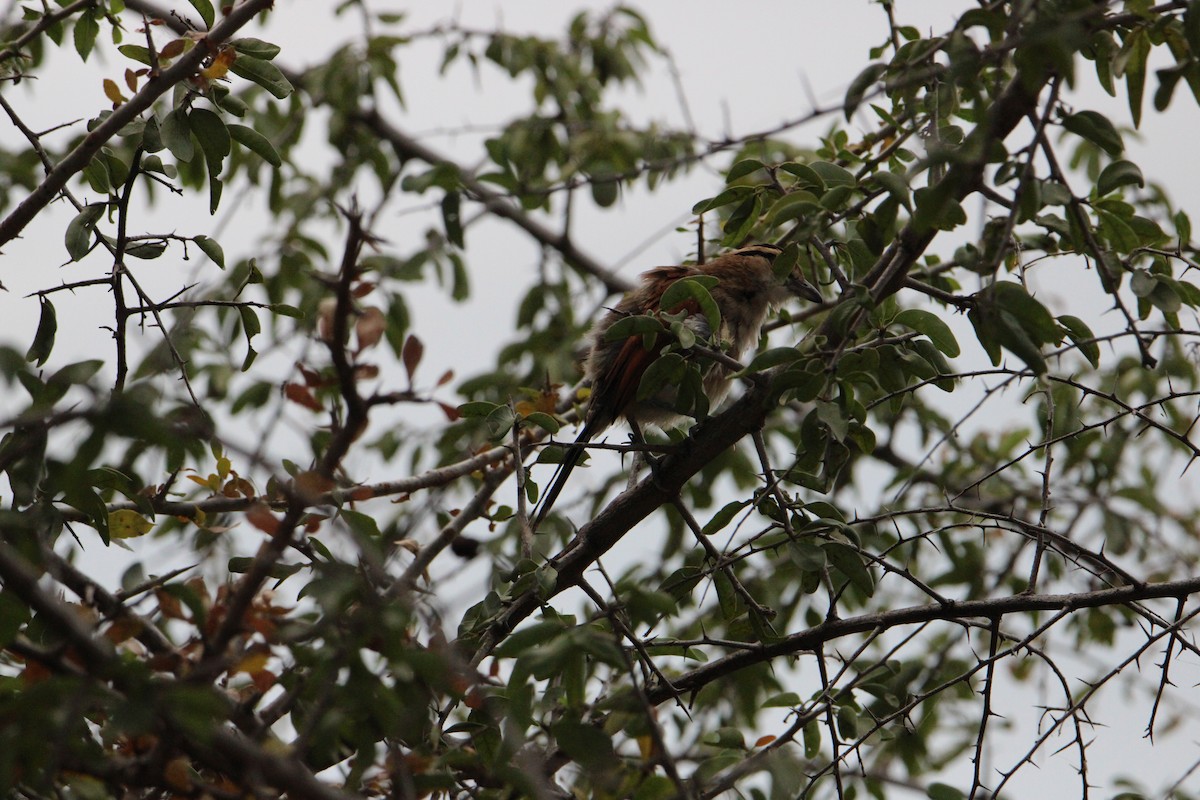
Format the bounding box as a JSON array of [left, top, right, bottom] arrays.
[[284, 382, 322, 412], [316, 297, 338, 342], [402, 333, 424, 383], [294, 470, 334, 501], [245, 502, 280, 534], [160, 38, 188, 60], [355, 306, 387, 351]]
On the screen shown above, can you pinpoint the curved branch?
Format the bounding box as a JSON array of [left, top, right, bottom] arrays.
[[643, 576, 1200, 706]]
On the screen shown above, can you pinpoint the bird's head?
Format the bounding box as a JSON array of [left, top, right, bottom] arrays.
[[729, 243, 823, 304]]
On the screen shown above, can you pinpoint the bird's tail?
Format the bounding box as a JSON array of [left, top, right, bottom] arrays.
[[531, 423, 596, 531]]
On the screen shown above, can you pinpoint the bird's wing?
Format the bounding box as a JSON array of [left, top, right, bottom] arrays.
[[591, 265, 706, 421]]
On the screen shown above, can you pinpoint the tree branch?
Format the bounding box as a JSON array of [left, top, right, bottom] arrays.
[[0, 0, 275, 248]]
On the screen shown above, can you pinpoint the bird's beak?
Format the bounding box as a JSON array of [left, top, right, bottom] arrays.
[[786, 275, 822, 303]]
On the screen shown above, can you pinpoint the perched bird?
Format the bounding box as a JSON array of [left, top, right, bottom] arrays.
[[532, 243, 821, 529]]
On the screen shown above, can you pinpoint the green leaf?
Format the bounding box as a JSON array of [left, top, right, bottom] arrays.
[[824, 541, 874, 596], [995, 309, 1048, 374], [26, 297, 57, 366], [1058, 314, 1100, 368], [551, 721, 616, 770], [65, 203, 105, 261], [702, 500, 749, 536], [808, 161, 856, 188], [239, 306, 260, 340], [870, 170, 912, 210], [522, 411, 560, 434], [692, 185, 752, 214], [637, 352, 685, 402], [193, 235, 225, 268], [73, 10, 99, 62], [1061, 110, 1124, 157], [927, 783, 967, 800], [1096, 160, 1144, 196], [837, 705, 859, 738], [441, 191, 464, 248], [229, 55, 294, 98], [484, 404, 516, 439], [228, 556, 301, 580], [1187, 0, 1200, 54], [125, 240, 167, 260], [82, 155, 110, 194], [1130, 268, 1156, 298], [208, 175, 223, 214], [187, 0, 215, 28], [844, 63, 886, 119], [65, 484, 108, 544], [764, 691, 802, 708], [117, 44, 152, 65], [803, 720, 822, 758], [913, 183, 967, 232], [228, 124, 282, 167], [189, 108, 231, 175], [660, 275, 720, 334], [589, 178, 618, 208], [48, 359, 102, 387], [745, 346, 803, 373], [894, 308, 960, 357], [991, 282, 1061, 345], [603, 314, 664, 342], [270, 304, 305, 319], [727, 158, 765, 182], [768, 190, 821, 225], [231, 37, 282, 60], [161, 109, 194, 162]]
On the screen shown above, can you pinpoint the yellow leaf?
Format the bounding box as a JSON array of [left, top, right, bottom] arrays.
[[637, 734, 655, 760], [232, 650, 270, 675], [102, 78, 125, 105], [109, 509, 154, 539], [200, 45, 236, 80]]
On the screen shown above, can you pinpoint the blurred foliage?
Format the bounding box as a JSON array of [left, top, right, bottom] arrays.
[[1, 1, 1200, 799]]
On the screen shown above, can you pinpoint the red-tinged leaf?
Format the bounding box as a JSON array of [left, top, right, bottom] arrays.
[[160, 38, 188, 60], [245, 503, 279, 534], [352, 281, 376, 298], [355, 306, 387, 351], [284, 382, 322, 411], [402, 334, 424, 383], [354, 364, 380, 380], [437, 369, 454, 387], [754, 735, 777, 748], [103, 78, 125, 105], [124, 68, 137, 92], [297, 363, 323, 387], [294, 470, 334, 501], [438, 400, 461, 421]]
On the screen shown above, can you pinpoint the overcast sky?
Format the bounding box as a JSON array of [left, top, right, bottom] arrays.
[[4, 2, 1200, 796]]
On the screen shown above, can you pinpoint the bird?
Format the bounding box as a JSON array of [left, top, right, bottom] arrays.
[[531, 242, 821, 529]]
